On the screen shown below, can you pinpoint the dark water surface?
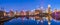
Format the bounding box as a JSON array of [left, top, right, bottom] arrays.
[[4, 17, 60, 25]]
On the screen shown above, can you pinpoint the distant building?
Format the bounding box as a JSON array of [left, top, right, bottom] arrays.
[[33, 9, 42, 15], [26, 10, 32, 15], [20, 10, 26, 16], [8, 9, 14, 17], [15, 10, 20, 16], [0, 10, 4, 17], [4, 11, 7, 17], [0, 7, 4, 18]]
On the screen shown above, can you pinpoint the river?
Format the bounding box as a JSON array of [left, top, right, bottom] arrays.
[[4, 17, 60, 25]]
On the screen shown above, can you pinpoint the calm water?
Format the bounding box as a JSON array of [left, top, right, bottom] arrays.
[[4, 17, 60, 25]]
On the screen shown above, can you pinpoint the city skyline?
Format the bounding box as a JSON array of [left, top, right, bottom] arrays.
[[0, 0, 60, 12], [0, 0, 60, 25]]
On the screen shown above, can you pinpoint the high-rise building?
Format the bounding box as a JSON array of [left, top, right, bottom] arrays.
[[47, 4, 51, 25]]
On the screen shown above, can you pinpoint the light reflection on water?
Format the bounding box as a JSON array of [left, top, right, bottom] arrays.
[[4, 17, 60, 25]]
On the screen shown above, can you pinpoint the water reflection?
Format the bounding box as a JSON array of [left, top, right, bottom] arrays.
[[4, 17, 60, 25]]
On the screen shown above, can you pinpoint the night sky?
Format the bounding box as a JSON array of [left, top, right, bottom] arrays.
[[0, 0, 60, 12]]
